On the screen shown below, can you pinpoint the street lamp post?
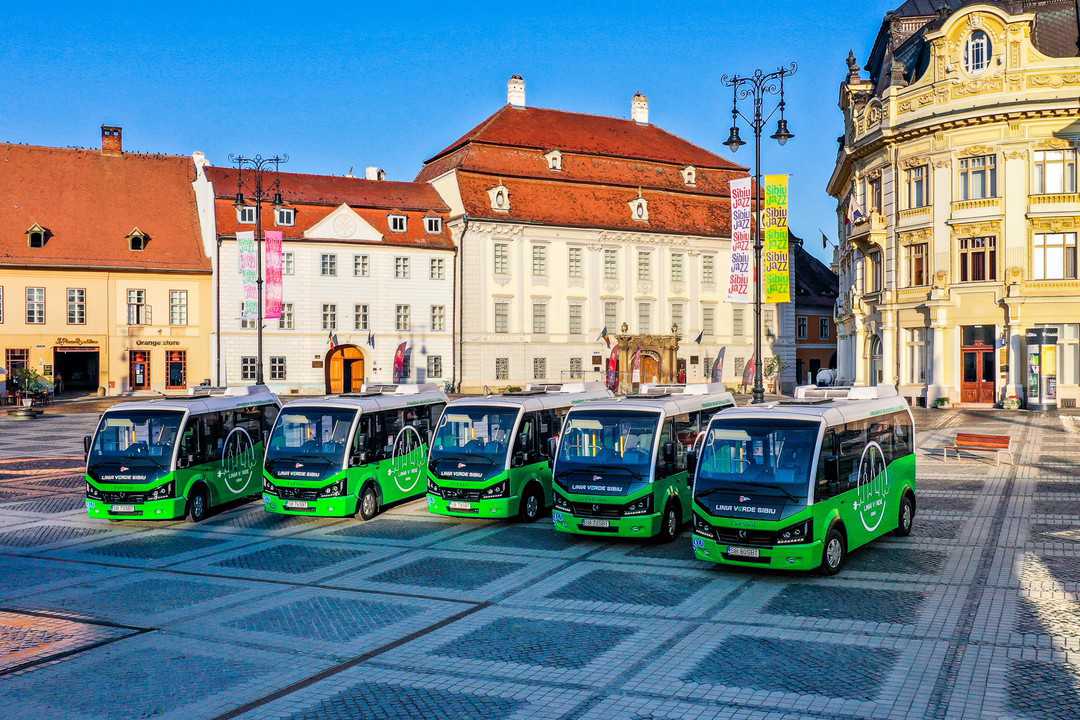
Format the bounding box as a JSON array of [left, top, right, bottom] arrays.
[[722, 63, 796, 404], [229, 154, 287, 385]]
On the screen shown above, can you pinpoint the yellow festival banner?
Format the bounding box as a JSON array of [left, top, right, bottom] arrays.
[[763, 174, 790, 303]]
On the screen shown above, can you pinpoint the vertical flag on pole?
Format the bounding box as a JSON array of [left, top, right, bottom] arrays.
[[264, 230, 283, 320], [237, 231, 258, 322], [710, 347, 726, 383], [393, 342, 408, 383], [727, 177, 753, 303], [763, 174, 791, 304], [606, 344, 620, 392]]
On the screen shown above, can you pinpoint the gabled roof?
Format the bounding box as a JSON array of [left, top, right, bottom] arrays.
[[0, 143, 210, 272]]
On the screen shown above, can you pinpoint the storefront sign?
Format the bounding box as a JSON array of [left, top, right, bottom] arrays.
[[264, 230, 283, 320], [727, 177, 753, 303], [238, 231, 258, 321], [763, 174, 790, 304], [55, 337, 99, 346], [135, 339, 181, 347]]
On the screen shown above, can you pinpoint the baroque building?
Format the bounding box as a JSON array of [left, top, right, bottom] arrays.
[[828, 1, 1080, 408]]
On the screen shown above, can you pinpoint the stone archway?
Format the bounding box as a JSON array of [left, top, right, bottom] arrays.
[[614, 333, 679, 393], [326, 345, 365, 394]]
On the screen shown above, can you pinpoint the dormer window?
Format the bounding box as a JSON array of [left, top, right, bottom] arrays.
[[681, 165, 697, 186], [389, 214, 407, 232], [545, 150, 563, 171], [127, 228, 149, 251], [26, 224, 47, 248], [488, 185, 511, 212], [629, 197, 649, 222], [425, 217, 443, 234], [964, 30, 991, 75], [237, 205, 257, 224], [275, 207, 295, 226]]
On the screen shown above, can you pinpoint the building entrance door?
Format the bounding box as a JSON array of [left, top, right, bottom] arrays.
[[961, 348, 995, 404], [129, 351, 151, 391], [326, 345, 365, 394], [640, 354, 660, 384]]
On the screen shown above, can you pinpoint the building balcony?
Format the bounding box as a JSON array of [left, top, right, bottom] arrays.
[[898, 205, 932, 228], [951, 197, 1002, 219], [847, 211, 887, 250], [1029, 193, 1080, 216]]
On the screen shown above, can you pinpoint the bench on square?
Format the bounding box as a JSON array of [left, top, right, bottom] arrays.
[[943, 432, 1013, 465]]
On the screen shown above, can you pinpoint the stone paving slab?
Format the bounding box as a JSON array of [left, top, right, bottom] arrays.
[[988, 547, 1080, 592], [0, 555, 134, 602], [194, 505, 349, 538], [0, 609, 136, 675], [576, 694, 822, 720], [945, 643, 1080, 720], [835, 542, 983, 586], [297, 513, 483, 548], [41, 527, 262, 569], [0, 520, 141, 554], [880, 511, 994, 547], [439, 521, 605, 559], [972, 587, 1080, 651], [586, 531, 716, 570], [0, 493, 92, 519]]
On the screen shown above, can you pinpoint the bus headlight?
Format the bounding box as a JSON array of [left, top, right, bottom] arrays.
[[85, 483, 104, 500], [483, 481, 509, 499], [147, 482, 174, 501], [319, 480, 345, 498], [775, 520, 813, 545], [263, 478, 278, 495], [553, 493, 572, 512], [427, 478, 441, 496], [692, 512, 715, 539], [623, 495, 653, 516]]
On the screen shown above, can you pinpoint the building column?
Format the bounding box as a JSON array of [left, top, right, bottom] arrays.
[[927, 309, 949, 405], [1007, 322, 1024, 404], [881, 317, 897, 386], [853, 316, 868, 385]]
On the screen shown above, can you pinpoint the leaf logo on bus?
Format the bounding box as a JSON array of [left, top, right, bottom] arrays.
[[390, 425, 424, 493], [120, 466, 129, 473], [457, 463, 467, 469], [221, 427, 256, 495], [592, 475, 602, 482], [739, 496, 751, 503], [294, 463, 304, 469], [856, 440, 889, 533]]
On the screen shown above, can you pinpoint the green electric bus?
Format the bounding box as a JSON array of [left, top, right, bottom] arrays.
[[689, 385, 917, 574], [426, 383, 612, 522], [551, 384, 736, 542], [84, 386, 281, 522], [262, 384, 448, 519]]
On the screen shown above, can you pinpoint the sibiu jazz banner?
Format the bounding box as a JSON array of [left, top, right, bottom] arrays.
[[726, 177, 753, 303], [264, 231, 283, 320], [763, 174, 791, 304], [237, 231, 258, 321]]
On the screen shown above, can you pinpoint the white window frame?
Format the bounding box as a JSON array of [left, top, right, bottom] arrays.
[[701, 305, 715, 337], [1033, 232, 1078, 280], [427, 355, 443, 379], [495, 357, 509, 380], [532, 245, 547, 277], [394, 256, 410, 279], [494, 302, 509, 334], [1034, 150, 1078, 195], [568, 304, 583, 335], [283, 251, 295, 276], [279, 303, 294, 329], [395, 304, 411, 332], [237, 206, 257, 224], [637, 251, 651, 282], [533, 357, 547, 380], [240, 356, 258, 381], [424, 217, 442, 234], [354, 304, 369, 331], [354, 254, 370, 277], [431, 305, 446, 331], [389, 214, 407, 233], [532, 302, 548, 334], [320, 253, 337, 277], [274, 207, 295, 226], [603, 249, 618, 280], [430, 257, 446, 280], [797, 316, 808, 340], [964, 30, 991, 75], [168, 289, 187, 326], [322, 303, 337, 330], [269, 356, 287, 381], [638, 302, 651, 334], [494, 244, 510, 275], [568, 247, 583, 279]]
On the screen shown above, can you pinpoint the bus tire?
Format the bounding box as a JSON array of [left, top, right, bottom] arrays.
[[656, 502, 680, 544], [518, 483, 543, 523], [820, 525, 846, 575], [895, 493, 915, 537], [187, 484, 210, 523], [358, 483, 379, 521]]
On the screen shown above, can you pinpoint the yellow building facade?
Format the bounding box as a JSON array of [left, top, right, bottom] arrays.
[[829, 2, 1080, 409]]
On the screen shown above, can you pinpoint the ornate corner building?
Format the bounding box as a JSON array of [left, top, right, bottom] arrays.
[[829, 0, 1080, 409]]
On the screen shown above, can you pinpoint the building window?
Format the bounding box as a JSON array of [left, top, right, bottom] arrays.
[[279, 303, 294, 329], [5, 349, 29, 374], [275, 208, 295, 226], [863, 176, 882, 213], [322, 303, 337, 330], [430, 257, 446, 280], [568, 304, 583, 335], [394, 257, 410, 279], [395, 305, 411, 331], [427, 355, 443, 379], [637, 251, 651, 281], [495, 357, 509, 380], [532, 245, 547, 276], [732, 307, 745, 337], [494, 302, 509, 333], [166, 350, 187, 389], [425, 217, 442, 233], [867, 251, 883, 292], [1034, 150, 1078, 195], [1033, 233, 1078, 280], [820, 317, 830, 339], [283, 251, 295, 275], [764, 307, 775, 334], [533, 357, 547, 380], [568, 247, 583, 279], [638, 302, 651, 334], [126, 289, 149, 325], [959, 236, 997, 282], [797, 316, 808, 339], [670, 253, 685, 283], [906, 328, 928, 384], [237, 206, 257, 224], [960, 155, 997, 200], [702, 255, 715, 285], [964, 29, 991, 74], [354, 304, 369, 331], [431, 305, 446, 331], [701, 305, 715, 337], [354, 254, 370, 277], [321, 254, 337, 276], [532, 303, 547, 334], [389, 215, 407, 232], [27, 227, 46, 248], [23, 287, 45, 325], [569, 357, 583, 379], [494, 243, 509, 275], [671, 304, 684, 335], [734, 356, 745, 378], [168, 290, 187, 326], [128, 231, 148, 251], [240, 356, 257, 381], [240, 303, 256, 330], [269, 356, 287, 381], [67, 288, 86, 325], [907, 165, 929, 208], [907, 243, 928, 286], [603, 249, 618, 280], [604, 301, 617, 331]]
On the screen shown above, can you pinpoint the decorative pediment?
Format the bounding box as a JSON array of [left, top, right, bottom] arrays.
[[303, 203, 383, 242], [900, 228, 933, 245], [488, 185, 511, 213], [544, 150, 562, 171], [126, 226, 149, 251], [958, 145, 996, 158], [1031, 216, 1080, 233], [1035, 138, 1074, 150], [681, 165, 697, 186], [952, 219, 1002, 236], [901, 156, 929, 169]]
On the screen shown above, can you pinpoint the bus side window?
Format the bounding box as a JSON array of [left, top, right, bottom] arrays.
[[514, 413, 536, 462], [893, 412, 913, 457], [351, 416, 373, 463], [672, 414, 692, 471], [428, 403, 447, 440], [178, 420, 199, 466], [260, 404, 279, 442], [657, 419, 676, 475], [199, 412, 225, 464], [835, 421, 864, 493], [816, 429, 838, 500], [381, 410, 404, 458]]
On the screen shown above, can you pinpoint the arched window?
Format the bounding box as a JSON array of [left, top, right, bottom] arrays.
[[868, 335, 883, 384], [964, 30, 991, 74]]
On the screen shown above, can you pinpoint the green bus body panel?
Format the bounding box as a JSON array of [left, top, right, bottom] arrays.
[[551, 471, 690, 539], [85, 442, 266, 521], [264, 444, 430, 518], [426, 460, 553, 519], [693, 453, 917, 571]]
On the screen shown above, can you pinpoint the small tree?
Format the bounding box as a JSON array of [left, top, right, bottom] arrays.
[[763, 356, 785, 394], [13, 367, 49, 395]]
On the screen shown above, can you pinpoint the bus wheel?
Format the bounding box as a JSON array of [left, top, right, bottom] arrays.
[[359, 484, 379, 521], [519, 484, 542, 523], [187, 485, 209, 523], [820, 526, 845, 575], [895, 494, 915, 537], [657, 503, 680, 544]]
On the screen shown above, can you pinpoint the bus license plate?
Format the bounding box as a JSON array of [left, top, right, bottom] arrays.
[[449, 501, 472, 511], [111, 504, 135, 513], [286, 500, 309, 509], [582, 518, 610, 529], [727, 545, 760, 559]]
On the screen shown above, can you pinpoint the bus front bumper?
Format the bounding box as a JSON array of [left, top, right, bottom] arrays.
[[426, 493, 519, 519], [262, 492, 357, 517], [85, 497, 186, 520], [692, 534, 824, 571], [552, 510, 662, 538]]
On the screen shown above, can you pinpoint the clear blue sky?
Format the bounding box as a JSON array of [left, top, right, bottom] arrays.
[[3, 0, 897, 263]]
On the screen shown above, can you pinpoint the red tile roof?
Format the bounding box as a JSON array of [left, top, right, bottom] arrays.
[[0, 144, 210, 272]]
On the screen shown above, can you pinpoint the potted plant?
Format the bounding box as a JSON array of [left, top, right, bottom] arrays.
[[934, 397, 951, 409]]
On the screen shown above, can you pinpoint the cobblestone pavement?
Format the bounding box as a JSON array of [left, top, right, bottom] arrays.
[[0, 409, 1078, 718]]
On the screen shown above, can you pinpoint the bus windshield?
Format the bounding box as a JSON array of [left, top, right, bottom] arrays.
[[429, 405, 519, 481], [87, 410, 183, 483], [694, 418, 819, 521], [265, 407, 356, 481], [554, 410, 659, 496]]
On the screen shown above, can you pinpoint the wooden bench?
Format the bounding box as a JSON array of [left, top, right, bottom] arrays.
[[943, 432, 1013, 465]]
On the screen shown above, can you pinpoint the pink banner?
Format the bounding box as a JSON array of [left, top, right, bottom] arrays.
[[727, 177, 753, 303], [264, 230, 283, 320]]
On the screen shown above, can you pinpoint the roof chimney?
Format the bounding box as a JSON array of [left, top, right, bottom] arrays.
[[507, 75, 526, 108], [365, 166, 386, 181], [631, 92, 649, 124], [101, 125, 123, 155]]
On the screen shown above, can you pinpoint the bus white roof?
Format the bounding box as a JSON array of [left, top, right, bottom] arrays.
[[102, 384, 281, 416], [281, 384, 449, 415], [446, 382, 613, 413], [715, 386, 911, 427], [567, 384, 736, 417]]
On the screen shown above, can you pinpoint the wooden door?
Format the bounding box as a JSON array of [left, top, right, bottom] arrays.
[[129, 351, 150, 390], [961, 349, 995, 404], [640, 354, 660, 384], [327, 346, 365, 394]]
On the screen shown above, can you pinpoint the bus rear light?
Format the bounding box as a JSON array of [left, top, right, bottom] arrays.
[[775, 520, 812, 545]]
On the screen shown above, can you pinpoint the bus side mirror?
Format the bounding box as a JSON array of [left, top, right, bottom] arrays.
[[350, 452, 368, 467], [687, 449, 698, 475], [177, 455, 192, 469], [83, 435, 91, 458], [662, 442, 675, 463], [511, 452, 526, 468], [547, 437, 558, 459]]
